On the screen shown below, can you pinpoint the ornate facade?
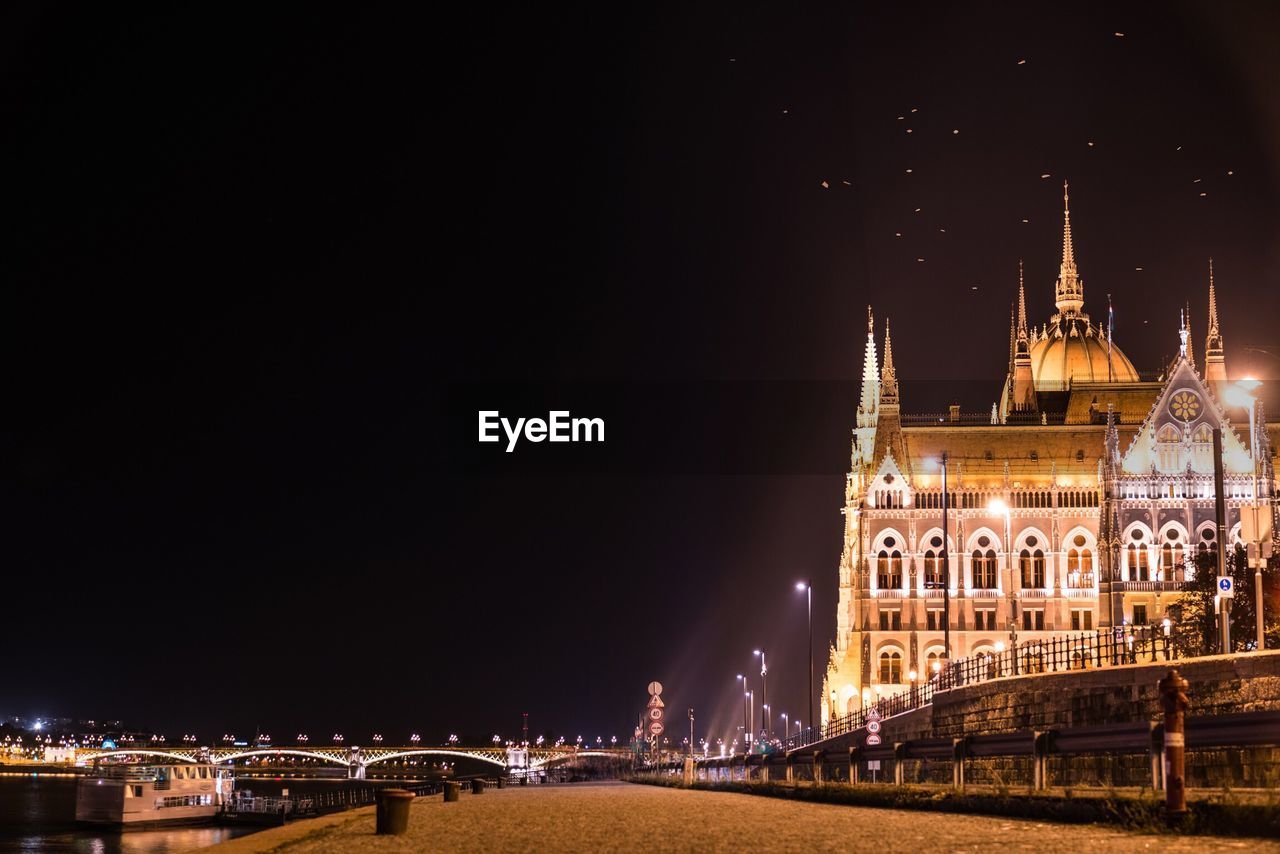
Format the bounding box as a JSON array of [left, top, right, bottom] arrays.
[[821, 183, 1280, 724]]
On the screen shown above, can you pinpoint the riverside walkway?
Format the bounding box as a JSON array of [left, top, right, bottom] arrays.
[[203, 781, 1275, 853]]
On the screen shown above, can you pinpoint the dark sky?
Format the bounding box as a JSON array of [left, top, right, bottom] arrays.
[[6, 3, 1280, 746]]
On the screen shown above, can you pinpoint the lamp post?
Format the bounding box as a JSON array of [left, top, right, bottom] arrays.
[[753, 649, 769, 738], [941, 453, 952, 663], [1223, 378, 1266, 651], [796, 581, 813, 740], [735, 675, 750, 752]]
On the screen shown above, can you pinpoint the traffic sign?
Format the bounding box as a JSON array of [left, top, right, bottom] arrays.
[[866, 733, 881, 746], [647, 707, 664, 722], [866, 707, 881, 721], [648, 681, 663, 696], [1217, 576, 1234, 598], [866, 720, 881, 734], [648, 721, 665, 736], [647, 694, 665, 709]]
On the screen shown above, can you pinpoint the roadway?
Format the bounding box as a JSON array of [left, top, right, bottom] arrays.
[[203, 781, 1274, 852]]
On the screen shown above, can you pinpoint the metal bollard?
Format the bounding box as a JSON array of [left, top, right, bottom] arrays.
[[443, 781, 461, 802], [1158, 669, 1189, 824], [375, 788, 414, 835], [471, 778, 486, 794]]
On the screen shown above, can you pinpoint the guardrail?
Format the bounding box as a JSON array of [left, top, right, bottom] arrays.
[[685, 708, 1280, 791], [776, 624, 1202, 752]]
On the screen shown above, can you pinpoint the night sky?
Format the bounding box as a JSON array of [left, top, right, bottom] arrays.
[[7, 4, 1280, 746]]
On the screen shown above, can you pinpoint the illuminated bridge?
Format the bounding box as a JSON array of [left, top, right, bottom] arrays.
[[73, 745, 631, 778]]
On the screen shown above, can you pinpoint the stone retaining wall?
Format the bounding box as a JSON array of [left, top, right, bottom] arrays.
[[850, 651, 1280, 788]]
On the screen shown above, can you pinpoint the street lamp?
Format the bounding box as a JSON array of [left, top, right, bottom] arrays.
[[736, 674, 750, 751], [753, 649, 769, 738], [796, 580, 813, 740], [1222, 377, 1267, 651]]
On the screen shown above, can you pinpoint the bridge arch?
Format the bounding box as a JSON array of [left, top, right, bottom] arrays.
[[216, 749, 350, 767], [76, 749, 198, 765], [530, 750, 619, 768], [363, 749, 506, 768]]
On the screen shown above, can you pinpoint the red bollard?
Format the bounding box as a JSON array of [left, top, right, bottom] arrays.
[[1158, 669, 1189, 824]]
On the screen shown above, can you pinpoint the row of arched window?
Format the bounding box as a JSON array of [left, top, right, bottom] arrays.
[[873, 545, 1095, 589]]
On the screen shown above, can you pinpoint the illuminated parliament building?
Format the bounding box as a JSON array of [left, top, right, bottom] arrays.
[[821, 183, 1279, 725]]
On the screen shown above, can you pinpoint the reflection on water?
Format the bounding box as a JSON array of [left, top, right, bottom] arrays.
[[0, 773, 418, 853]]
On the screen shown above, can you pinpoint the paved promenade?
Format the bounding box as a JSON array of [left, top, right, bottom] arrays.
[[202, 782, 1276, 853]]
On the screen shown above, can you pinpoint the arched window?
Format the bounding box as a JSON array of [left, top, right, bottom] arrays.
[[878, 651, 902, 684], [1160, 529, 1184, 580], [1020, 549, 1044, 588], [878, 549, 902, 589], [1128, 541, 1149, 581], [1066, 535, 1093, 588], [972, 549, 997, 589], [925, 650, 942, 676]]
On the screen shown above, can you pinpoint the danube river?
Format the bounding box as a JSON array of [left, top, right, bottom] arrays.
[[0, 772, 423, 853]]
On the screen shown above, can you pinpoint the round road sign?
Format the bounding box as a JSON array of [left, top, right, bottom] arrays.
[[867, 720, 881, 734], [648, 721, 665, 736], [648, 681, 663, 696], [648, 707, 663, 721]]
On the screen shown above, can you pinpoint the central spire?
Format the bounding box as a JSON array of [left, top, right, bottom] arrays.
[[1054, 180, 1085, 316], [879, 318, 898, 405]]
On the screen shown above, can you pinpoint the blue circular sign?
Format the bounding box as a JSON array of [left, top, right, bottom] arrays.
[[1219, 578, 1232, 592]]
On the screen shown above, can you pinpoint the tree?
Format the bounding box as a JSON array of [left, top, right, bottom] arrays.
[[1169, 546, 1280, 654]]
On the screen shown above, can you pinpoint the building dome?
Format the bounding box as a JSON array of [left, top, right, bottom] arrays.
[[1028, 319, 1139, 390]]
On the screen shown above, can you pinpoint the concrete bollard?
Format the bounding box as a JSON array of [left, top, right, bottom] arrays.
[[375, 788, 414, 835], [1159, 669, 1189, 824], [471, 779, 486, 795], [443, 781, 461, 802]]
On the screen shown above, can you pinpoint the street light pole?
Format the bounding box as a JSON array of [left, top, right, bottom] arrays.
[[795, 581, 813, 740], [942, 453, 952, 663], [736, 675, 749, 752], [754, 649, 768, 738]]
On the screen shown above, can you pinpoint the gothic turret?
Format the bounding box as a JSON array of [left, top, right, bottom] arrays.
[[1055, 181, 1084, 316], [870, 318, 908, 476], [854, 306, 880, 468], [1010, 260, 1037, 412], [1204, 259, 1227, 385]]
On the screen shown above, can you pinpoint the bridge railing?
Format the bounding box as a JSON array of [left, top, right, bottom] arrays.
[[782, 623, 1200, 751]]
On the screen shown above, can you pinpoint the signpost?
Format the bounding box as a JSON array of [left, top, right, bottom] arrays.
[[646, 681, 664, 760], [865, 707, 882, 747], [1217, 576, 1234, 598]]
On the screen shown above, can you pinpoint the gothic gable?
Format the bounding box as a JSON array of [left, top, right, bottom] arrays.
[[867, 452, 910, 508], [1120, 356, 1251, 475]]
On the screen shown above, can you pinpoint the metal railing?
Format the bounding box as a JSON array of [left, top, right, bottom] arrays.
[[782, 624, 1197, 751]]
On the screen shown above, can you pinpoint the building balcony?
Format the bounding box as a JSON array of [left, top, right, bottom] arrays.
[[1114, 580, 1185, 593], [872, 589, 908, 599]]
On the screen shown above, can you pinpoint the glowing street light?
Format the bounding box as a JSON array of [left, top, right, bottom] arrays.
[[411, 733, 422, 745], [1222, 377, 1267, 651], [795, 580, 813, 741]]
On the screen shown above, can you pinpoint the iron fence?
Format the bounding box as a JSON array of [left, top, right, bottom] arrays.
[[783, 623, 1199, 751]]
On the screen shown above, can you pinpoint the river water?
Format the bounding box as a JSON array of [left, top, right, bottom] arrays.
[[0, 772, 425, 853]]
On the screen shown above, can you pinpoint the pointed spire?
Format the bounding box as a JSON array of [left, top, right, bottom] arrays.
[[1008, 303, 1016, 372], [1017, 260, 1028, 335], [1184, 302, 1194, 367], [880, 318, 898, 405], [858, 305, 880, 426], [1178, 307, 1189, 359], [1061, 181, 1076, 273], [1207, 259, 1219, 335], [1205, 259, 1226, 383], [1054, 180, 1085, 315]]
